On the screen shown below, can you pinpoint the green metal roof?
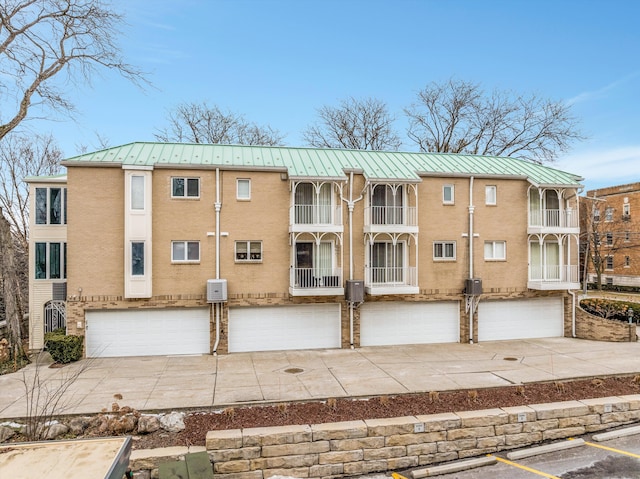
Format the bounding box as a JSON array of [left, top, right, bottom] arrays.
[[61, 142, 583, 187]]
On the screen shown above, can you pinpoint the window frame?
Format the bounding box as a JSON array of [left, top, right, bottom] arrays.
[[34, 241, 67, 280], [433, 241, 456, 261], [236, 179, 251, 200], [171, 240, 201, 263], [484, 240, 506, 261], [605, 207, 614, 222], [485, 185, 497, 206], [605, 255, 614, 270], [35, 186, 67, 225], [593, 208, 600, 222], [606, 232, 613, 246], [235, 240, 262, 262], [625, 256, 631, 268], [131, 241, 145, 276], [130, 175, 145, 211], [442, 185, 455, 205], [171, 177, 200, 199]]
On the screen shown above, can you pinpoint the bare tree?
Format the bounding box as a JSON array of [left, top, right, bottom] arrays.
[[404, 79, 583, 163], [0, 133, 62, 251], [0, 208, 25, 359], [154, 102, 284, 146], [303, 97, 402, 151], [0, 0, 146, 141], [581, 198, 637, 290]]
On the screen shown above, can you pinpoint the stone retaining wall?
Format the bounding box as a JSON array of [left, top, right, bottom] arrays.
[[575, 306, 637, 342], [130, 395, 640, 479]]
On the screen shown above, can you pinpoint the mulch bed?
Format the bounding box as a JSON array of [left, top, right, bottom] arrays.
[[134, 375, 640, 449]]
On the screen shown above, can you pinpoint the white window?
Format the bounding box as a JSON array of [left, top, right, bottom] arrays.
[[606, 232, 613, 246], [593, 208, 600, 222], [605, 207, 614, 222], [605, 255, 614, 270], [172, 241, 200, 262], [235, 241, 262, 261], [484, 241, 506, 260], [485, 185, 497, 205], [131, 176, 145, 210], [237, 179, 251, 200], [443, 185, 455, 205], [172, 178, 200, 198], [433, 241, 456, 260], [623, 203, 631, 218]]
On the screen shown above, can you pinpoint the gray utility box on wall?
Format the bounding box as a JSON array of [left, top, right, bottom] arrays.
[[207, 279, 228, 302], [464, 278, 483, 295], [345, 280, 364, 303]]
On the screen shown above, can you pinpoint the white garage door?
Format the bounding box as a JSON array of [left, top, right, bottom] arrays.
[[86, 308, 210, 358], [228, 304, 341, 353], [478, 297, 564, 341], [360, 301, 460, 346]]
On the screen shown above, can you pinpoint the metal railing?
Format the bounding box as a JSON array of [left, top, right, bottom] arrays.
[[529, 209, 578, 228], [365, 266, 417, 286], [529, 265, 579, 282], [291, 267, 343, 288], [291, 205, 342, 226], [365, 206, 417, 227]]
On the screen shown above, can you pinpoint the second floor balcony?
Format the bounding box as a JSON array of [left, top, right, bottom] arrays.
[[528, 208, 579, 234], [364, 206, 418, 233], [289, 204, 343, 233]]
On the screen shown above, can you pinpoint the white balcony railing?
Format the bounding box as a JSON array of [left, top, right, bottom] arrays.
[[290, 267, 342, 289], [365, 266, 418, 287], [365, 206, 417, 227], [529, 209, 578, 229], [291, 205, 342, 226], [529, 264, 579, 283]]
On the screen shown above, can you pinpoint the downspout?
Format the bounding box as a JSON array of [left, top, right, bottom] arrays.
[[468, 176, 475, 343], [341, 171, 364, 349], [568, 289, 576, 337], [213, 168, 222, 355]]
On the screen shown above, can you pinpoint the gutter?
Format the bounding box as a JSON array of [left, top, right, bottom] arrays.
[[213, 168, 222, 355]]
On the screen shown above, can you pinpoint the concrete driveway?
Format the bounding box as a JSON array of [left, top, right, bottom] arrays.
[[1, 337, 639, 419]]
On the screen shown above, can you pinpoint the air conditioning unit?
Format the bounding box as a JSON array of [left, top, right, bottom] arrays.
[[464, 278, 483, 295], [207, 279, 228, 303], [345, 280, 364, 303]]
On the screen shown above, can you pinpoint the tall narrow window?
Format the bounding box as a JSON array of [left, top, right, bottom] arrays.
[[63, 188, 67, 224], [131, 176, 145, 210], [485, 185, 497, 205], [606, 255, 614, 270], [625, 256, 631, 268], [131, 242, 145, 275], [49, 188, 62, 224], [49, 242, 61, 279], [35, 242, 46, 279], [443, 185, 454, 205], [35, 188, 47, 224], [605, 207, 613, 222]]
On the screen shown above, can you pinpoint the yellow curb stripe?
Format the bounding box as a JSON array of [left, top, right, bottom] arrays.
[[491, 455, 561, 479], [585, 441, 640, 459], [392, 473, 409, 479]]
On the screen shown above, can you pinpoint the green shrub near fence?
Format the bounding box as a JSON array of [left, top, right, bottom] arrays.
[[44, 329, 84, 363]]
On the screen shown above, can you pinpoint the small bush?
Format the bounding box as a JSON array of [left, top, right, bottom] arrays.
[[45, 334, 84, 364], [580, 298, 639, 322]]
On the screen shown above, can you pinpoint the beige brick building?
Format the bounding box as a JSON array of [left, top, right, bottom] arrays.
[[583, 182, 640, 289], [28, 143, 583, 356]]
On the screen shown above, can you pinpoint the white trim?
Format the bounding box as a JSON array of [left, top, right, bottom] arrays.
[[443, 184, 455, 204], [433, 240, 456, 260], [171, 177, 201, 199], [171, 240, 201, 263], [484, 240, 506, 261], [237, 178, 251, 200], [485, 185, 497, 205]]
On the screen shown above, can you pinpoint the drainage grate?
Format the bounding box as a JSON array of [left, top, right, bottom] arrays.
[[284, 367, 304, 374]]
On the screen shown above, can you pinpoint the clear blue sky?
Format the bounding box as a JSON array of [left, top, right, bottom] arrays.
[[25, 0, 640, 191]]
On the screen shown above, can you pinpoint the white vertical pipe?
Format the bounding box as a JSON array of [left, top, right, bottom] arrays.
[[468, 176, 475, 343], [213, 168, 221, 354]]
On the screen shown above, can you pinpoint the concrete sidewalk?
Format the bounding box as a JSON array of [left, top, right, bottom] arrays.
[[1, 337, 640, 419]]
